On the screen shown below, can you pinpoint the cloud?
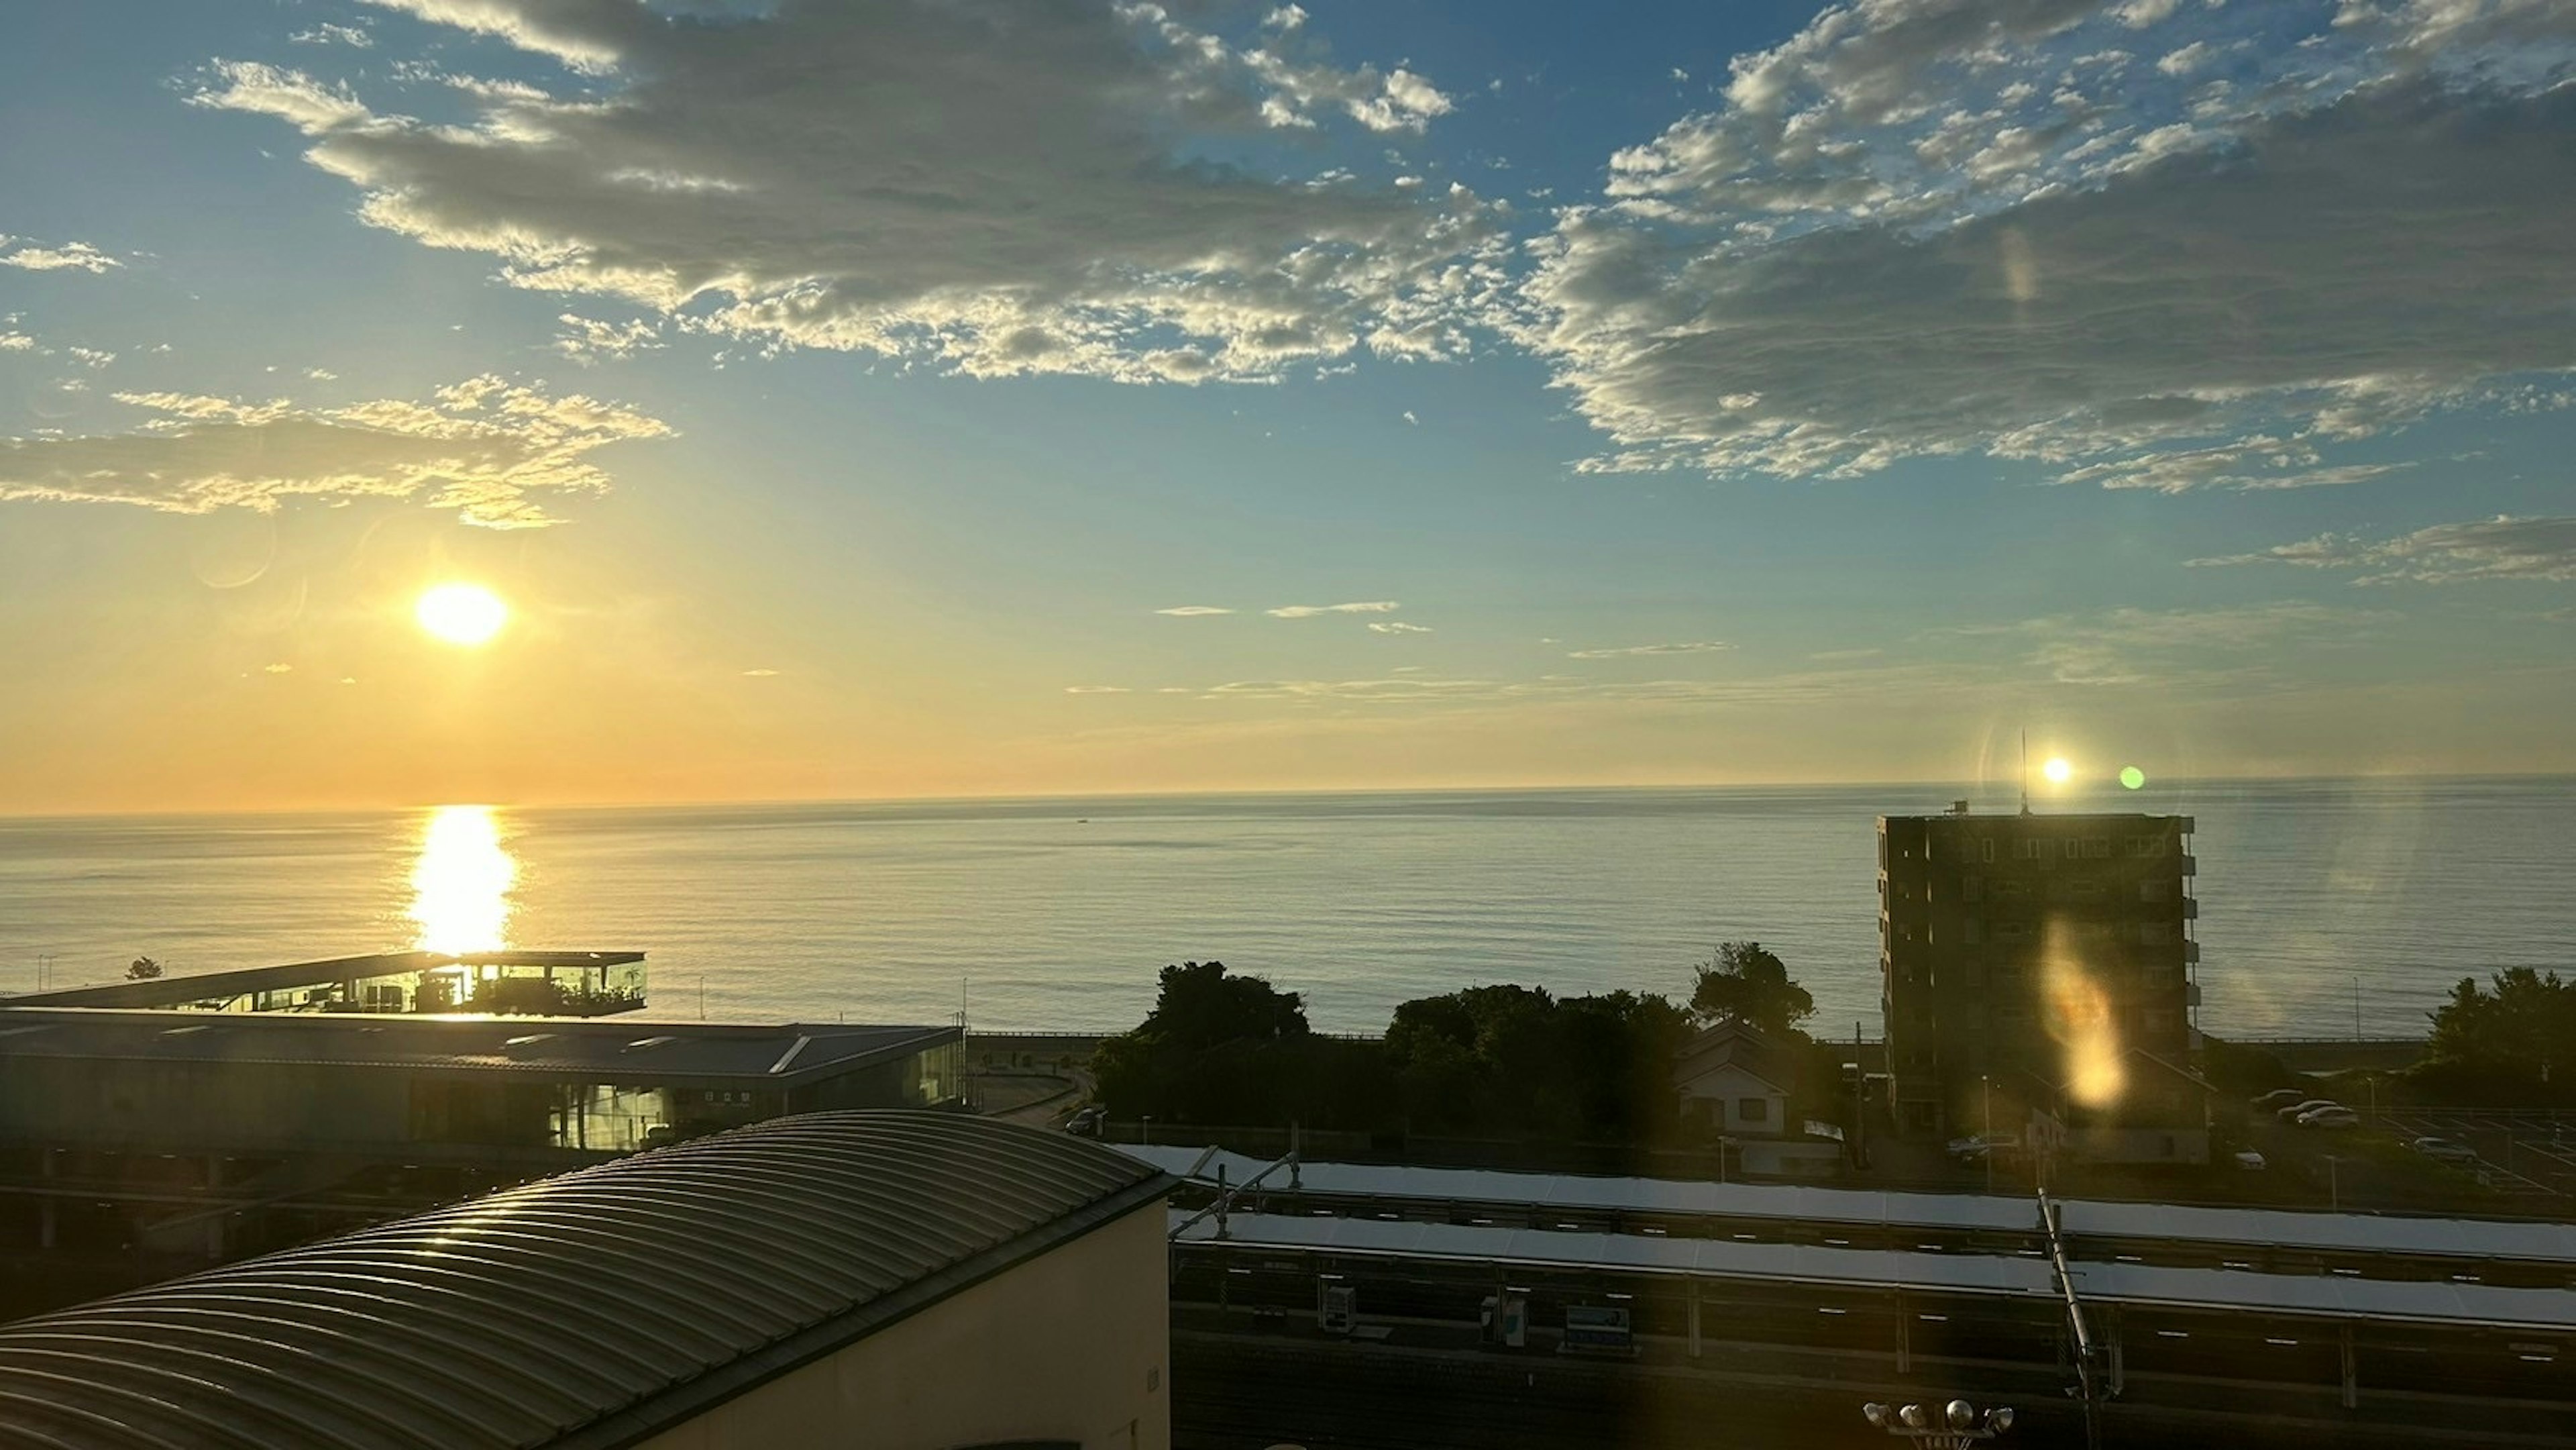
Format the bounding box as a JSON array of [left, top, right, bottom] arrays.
[[64, 346, 115, 370], [1268, 601, 1401, 617], [0, 376, 669, 527], [554, 315, 663, 364], [741, 668, 781, 678], [1513, 3, 2576, 488], [1566, 641, 1734, 658], [1155, 605, 1236, 617], [1367, 621, 1432, 634], [2192, 516, 2576, 584], [0, 332, 40, 353], [2055, 444, 2411, 493], [1962, 601, 2377, 686], [195, 3, 1495, 384], [1401, 409, 1418, 424], [262, 662, 293, 674], [289, 22, 372, 48], [0, 237, 123, 274], [1065, 684, 1132, 694], [1809, 647, 1884, 661]]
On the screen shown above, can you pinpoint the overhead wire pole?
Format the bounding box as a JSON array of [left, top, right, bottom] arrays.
[[2039, 1191, 2103, 1450]]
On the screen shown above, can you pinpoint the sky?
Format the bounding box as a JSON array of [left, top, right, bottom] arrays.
[[3, 0, 2573, 813]]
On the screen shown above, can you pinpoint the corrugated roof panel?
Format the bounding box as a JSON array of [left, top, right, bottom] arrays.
[[0, 1112, 1167, 1449]]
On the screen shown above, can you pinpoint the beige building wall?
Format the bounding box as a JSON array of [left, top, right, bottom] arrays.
[[633, 1200, 1170, 1450]]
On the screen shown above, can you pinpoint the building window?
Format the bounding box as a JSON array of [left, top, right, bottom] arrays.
[[1964, 918, 1982, 945], [1980, 838, 1996, 863], [1962, 875, 1982, 902], [2015, 839, 2046, 860], [1738, 1097, 1770, 1124], [2139, 922, 2176, 944], [2125, 836, 2167, 858]]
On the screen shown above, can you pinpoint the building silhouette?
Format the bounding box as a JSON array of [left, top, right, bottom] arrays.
[[1878, 804, 2203, 1156]]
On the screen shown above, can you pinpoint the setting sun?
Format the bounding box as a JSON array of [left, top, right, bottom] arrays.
[[414, 583, 508, 647], [2042, 756, 2074, 784]]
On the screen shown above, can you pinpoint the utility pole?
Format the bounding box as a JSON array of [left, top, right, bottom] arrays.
[[2353, 978, 2362, 1042], [1983, 1075, 1995, 1196]]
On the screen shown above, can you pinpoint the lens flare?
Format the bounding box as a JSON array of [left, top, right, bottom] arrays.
[[409, 805, 515, 954], [2043, 756, 2074, 784], [2041, 919, 2127, 1110], [415, 582, 508, 646], [2119, 766, 2147, 790]]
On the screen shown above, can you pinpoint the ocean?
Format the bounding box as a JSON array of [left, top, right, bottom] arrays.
[[0, 778, 2569, 1037]]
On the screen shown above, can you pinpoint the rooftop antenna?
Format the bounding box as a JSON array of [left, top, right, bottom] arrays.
[[2020, 727, 2032, 815]]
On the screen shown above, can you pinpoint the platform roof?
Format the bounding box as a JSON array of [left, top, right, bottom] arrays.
[[0, 1112, 1171, 1449], [1124, 1144, 2576, 1266], [1181, 1211, 2576, 1332], [0, 1008, 954, 1085], [3, 950, 646, 1011]]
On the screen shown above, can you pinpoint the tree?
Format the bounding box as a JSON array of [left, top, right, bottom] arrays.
[[1089, 962, 1348, 1127], [2418, 968, 2576, 1104], [125, 956, 163, 981], [1689, 941, 1813, 1039]]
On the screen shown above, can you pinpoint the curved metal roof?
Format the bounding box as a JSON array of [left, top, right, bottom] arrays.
[[0, 1112, 1168, 1449]]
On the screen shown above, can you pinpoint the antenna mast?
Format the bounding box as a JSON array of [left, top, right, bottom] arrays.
[[2020, 727, 2031, 815]]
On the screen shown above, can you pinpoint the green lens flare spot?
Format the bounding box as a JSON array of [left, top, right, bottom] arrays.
[[2119, 766, 2147, 790]]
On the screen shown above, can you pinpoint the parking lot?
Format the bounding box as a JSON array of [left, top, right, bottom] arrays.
[[2377, 1108, 2576, 1198]]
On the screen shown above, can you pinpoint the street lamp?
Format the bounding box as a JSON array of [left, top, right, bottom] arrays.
[[1863, 1398, 2016, 1447]]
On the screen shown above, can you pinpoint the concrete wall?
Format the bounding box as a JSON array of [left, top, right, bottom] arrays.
[[633, 1200, 1171, 1450]]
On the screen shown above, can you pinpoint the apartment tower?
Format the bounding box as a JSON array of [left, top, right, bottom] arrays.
[[1878, 805, 2198, 1140]]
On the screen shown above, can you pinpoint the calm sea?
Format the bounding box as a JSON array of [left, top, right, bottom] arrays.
[[0, 780, 2568, 1037]]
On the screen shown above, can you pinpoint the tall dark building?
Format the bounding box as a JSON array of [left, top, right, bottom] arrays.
[[1878, 806, 2199, 1149]]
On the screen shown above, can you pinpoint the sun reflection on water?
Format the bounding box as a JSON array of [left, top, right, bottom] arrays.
[[410, 805, 516, 954]]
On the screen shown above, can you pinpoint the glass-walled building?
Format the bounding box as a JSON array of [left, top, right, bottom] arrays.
[[7, 951, 649, 1018]]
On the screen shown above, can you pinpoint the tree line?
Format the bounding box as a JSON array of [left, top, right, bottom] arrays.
[[1088, 943, 1820, 1145]]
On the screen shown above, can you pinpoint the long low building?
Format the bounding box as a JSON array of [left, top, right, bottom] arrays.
[[0, 1008, 966, 1308], [0, 1112, 1176, 1449]]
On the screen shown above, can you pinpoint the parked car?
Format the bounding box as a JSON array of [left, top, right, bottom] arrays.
[[2232, 1150, 2267, 1170], [2251, 1088, 2308, 1112], [2412, 1136, 2478, 1163], [1063, 1106, 1104, 1137], [2276, 1098, 2341, 1123], [1946, 1133, 2019, 1161], [2296, 1105, 2361, 1129]]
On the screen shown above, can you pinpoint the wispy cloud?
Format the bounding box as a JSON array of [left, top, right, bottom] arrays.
[[1367, 621, 1432, 634], [554, 314, 663, 364], [2192, 516, 2576, 584], [1065, 684, 1131, 694], [0, 237, 123, 274], [1268, 601, 1400, 618], [1566, 641, 1733, 659], [0, 376, 670, 527], [1155, 605, 1235, 617], [1809, 647, 1883, 662], [741, 668, 781, 678], [288, 22, 372, 48], [1960, 602, 2379, 686]]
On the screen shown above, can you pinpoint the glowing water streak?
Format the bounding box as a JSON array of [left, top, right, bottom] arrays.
[[409, 805, 516, 954]]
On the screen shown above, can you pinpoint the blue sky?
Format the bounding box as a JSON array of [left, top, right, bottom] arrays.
[[3, 0, 2573, 811]]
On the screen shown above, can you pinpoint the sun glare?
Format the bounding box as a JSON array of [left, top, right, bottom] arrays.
[[415, 582, 508, 647], [2042, 756, 2074, 784], [409, 805, 515, 955]]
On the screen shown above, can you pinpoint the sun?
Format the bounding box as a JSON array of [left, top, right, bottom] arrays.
[[2042, 756, 2074, 784], [415, 583, 509, 647]]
